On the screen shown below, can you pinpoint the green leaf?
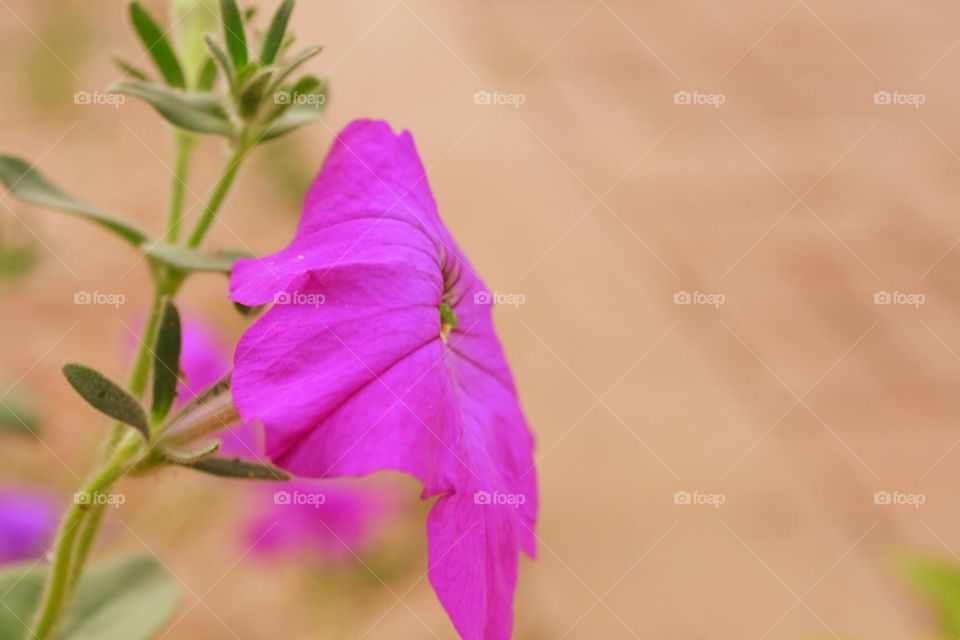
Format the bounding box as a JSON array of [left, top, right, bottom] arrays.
[[144, 242, 238, 273], [129, 2, 186, 89], [0, 390, 39, 435], [167, 374, 231, 426], [0, 555, 180, 640], [161, 439, 221, 464], [261, 101, 325, 142], [151, 299, 181, 422], [203, 35, 235, 93], [0, 244, 38, 281], [260, 0, 294, 65], [196, 57, 218, 91], [219, 0, 248, 68], [0, 155, 149, 246], [111, 81, 234, 136], [289, 74, 322, 96], [111, 56, 150, 81], [268, 44, 322, 92], [239, 67, 275, 117], [189, 456, 290, 481], [62, 364, 149, 440], [233, 300, 265, 317], [903, 556, 960, 636]]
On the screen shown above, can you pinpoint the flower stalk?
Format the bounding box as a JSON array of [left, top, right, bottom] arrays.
[[7, 1, 328, 635]]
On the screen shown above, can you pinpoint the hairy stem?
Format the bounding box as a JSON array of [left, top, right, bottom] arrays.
[[185, 146, 248, 248], [165, 132, 196, 243], [29, 434, 141, 639]]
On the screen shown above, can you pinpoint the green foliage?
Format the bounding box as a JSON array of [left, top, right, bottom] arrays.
[[0, 156, 148, 246], [62, 364, 150, 440], [160, 439, 221, 464], [110, 81, 234, 136], [260, 0, 295, 65], [903, 556, 960, 637], [151, 299, 182, 422], [129, 2, 186, 88], [0, 244, 38, 282], [188, 456, 290, 481], [219, 0, 248, 68], [0, 555, 180, 640], [144, 243, 241, 273], [0, 389, 39, 435]]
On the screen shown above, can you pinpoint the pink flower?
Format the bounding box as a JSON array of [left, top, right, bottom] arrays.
[[246, 479, 391, 561], [171, 315, 390, 560], [0, 487, 57, 565], [229, 119, 538, 639]]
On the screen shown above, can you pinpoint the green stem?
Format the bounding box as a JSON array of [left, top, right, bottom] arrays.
[[185, 146, 248, 248], [35, 285, 169, 636], [29, 434, 142, 639], [63, 504, 105, 601], [165, 132, 196, 243]]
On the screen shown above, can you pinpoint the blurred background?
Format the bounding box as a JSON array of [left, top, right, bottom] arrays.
[[3, 0, 960, 637]]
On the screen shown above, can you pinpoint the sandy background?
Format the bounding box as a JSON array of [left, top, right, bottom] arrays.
[[3, 0, 960, 638]]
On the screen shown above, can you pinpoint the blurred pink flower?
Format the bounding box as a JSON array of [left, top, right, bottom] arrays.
[[246, 479, 391, 561], [0, 487, 57, 565], [169, 314, 390, 559], [229, 119, 538, 640]]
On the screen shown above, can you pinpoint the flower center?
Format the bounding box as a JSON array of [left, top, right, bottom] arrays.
[[439, 303, 457, 343]]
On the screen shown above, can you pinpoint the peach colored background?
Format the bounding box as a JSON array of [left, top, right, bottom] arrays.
[[3, 0, 960, 638]]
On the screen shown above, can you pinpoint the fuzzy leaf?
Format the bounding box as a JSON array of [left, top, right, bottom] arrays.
[[219, 0, 248, 68], [0, 155, 148, 246], [167, 374, 231, 426], [161, 439, 221, 464], [0, 390, 38, 436], [129, 2, 186, 88], [196, 57, 218, 91], [268, 44, 321, 92], [151, 299, 182, 422], [63, 364, 149, 439], [111, 56, 150, 81], [260, 0, 294, 65], [261, 101, 324, 142], [203, 35, 235, 92], [902, 556, 960, 637], [0, 555, 180, 640], [239, 67, 275, 117], [145, 243, 237, 273], [189, 456, 289, 481], [112, 81, 233, 136]]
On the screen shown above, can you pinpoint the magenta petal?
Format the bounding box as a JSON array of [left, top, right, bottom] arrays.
[[247, 479, 391, 560], [0, 488, 57, 565], [230, 119, 538, 639]]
